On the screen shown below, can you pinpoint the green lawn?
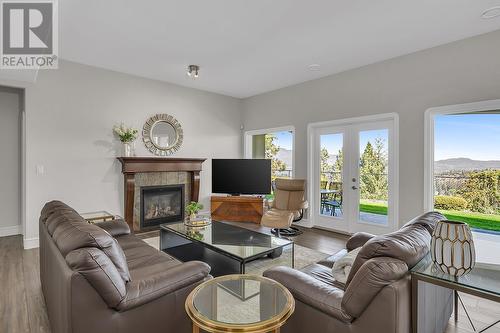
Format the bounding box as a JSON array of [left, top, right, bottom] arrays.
[[359, 200, 388, 215], [437, 210, 500, 232], [359, 200, 500, 232]]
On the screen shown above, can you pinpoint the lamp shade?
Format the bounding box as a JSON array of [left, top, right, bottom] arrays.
[[430, 220, 476, 276]]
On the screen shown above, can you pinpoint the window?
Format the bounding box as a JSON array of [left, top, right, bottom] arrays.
[[426, 107, 500, 233], [244, 126, 295, 184]]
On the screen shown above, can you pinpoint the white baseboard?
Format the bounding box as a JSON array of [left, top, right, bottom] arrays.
[[0, 225, 22, 237], [24, 237, 39, 249]]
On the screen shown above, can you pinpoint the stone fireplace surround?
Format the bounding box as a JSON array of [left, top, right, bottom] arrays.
[[117, 157, 206, 232]]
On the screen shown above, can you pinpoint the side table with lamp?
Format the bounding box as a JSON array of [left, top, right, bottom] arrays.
[[411, 220, 500, 333]]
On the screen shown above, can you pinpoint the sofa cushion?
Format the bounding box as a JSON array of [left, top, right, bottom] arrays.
[[116, 234, 181, 275], [346, 232, 375, 252], [402, 211, 445, 235], [40, 200, 77, 225], [66, 247, 127, 308], [346, 223, 430, 286], [341, 257, 408, 318], [52, 213, 131, 282], [301, 263, 346, 290], [117, 261, 211, 312], [46, 210, 80, 236]]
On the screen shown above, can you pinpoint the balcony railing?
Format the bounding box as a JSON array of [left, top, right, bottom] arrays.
[[272, 169, 293, 178]]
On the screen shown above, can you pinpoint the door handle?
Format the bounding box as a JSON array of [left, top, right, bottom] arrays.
[[352, 186, 358, 190]]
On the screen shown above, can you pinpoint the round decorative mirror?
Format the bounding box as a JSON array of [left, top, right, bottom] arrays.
[[142, 114, 183, 156]]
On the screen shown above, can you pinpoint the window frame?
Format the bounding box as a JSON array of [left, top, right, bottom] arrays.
[[243, 125, 296, 179], [423, 99, 500, 211]]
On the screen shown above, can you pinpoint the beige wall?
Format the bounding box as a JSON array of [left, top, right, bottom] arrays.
[[0, 88, 22, 235], [242, 30, 500, 226], [23, 60, 242, 247]]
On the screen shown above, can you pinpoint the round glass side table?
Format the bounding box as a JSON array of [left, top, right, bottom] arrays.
[[185, 274, 295, 333]]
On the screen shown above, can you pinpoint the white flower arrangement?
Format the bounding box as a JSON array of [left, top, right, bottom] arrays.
[[113, 123, 138, 143]]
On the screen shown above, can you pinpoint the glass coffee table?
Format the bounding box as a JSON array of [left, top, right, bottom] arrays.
[[185, 274, 295, 333], [160, 221, 294, 277], [411, 254, 500, 333]]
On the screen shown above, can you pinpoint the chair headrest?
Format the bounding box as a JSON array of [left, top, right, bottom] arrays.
[[275, 178, 306, 191]]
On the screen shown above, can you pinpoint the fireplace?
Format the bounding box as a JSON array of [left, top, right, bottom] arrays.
[[117, 157, 206, 231], [140, 184, 185, 228]]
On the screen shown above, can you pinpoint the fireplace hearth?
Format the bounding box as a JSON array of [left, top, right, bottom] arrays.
[[140, 184, 185, 228]]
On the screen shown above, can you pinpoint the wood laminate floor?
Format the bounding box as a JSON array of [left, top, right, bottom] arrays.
[[1, 226, 499, 333]]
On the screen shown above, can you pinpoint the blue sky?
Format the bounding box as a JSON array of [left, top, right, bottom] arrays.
[[273, 114, 500, 161], [435, 114, 500, 161], [274, 131, 293, 150]]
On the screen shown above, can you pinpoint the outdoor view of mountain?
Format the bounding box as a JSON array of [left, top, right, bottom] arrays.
[[434, 158, 500, 174]]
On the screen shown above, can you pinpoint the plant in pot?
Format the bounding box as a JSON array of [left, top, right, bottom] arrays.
[[186, 201, 203, 220], [113, 123, 138, 157]]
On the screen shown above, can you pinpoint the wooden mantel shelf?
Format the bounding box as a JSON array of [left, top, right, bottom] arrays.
[[117, 157, 206, 173], [117, 157, 207, 231]]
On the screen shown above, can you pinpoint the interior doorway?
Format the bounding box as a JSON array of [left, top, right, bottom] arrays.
[[0, 86, 24, 237]]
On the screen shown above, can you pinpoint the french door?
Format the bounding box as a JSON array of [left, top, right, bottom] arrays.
[[311, 118, 398, 235]]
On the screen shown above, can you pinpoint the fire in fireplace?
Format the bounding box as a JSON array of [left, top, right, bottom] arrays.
[[140, 184, 185, 228]]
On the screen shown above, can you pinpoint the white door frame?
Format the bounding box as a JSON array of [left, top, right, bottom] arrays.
[[243, 125, 296, 178], [423, 99, 500, 211], [307, 113, 399, 234]]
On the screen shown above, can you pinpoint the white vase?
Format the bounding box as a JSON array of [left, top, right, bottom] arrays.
[[123, 142, 132, 157], [431, 220, 476, 276]]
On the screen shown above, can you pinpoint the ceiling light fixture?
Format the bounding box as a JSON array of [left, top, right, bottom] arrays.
[[187, 65, 200, 79], [308, 64, 321, 71], [481, 6, 500, 19]]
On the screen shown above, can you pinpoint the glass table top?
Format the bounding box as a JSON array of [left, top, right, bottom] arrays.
[[160, 221, 292, 260], [189, 275, 293, 326], [411, 254, 500, 297], [79, 211, 115, 221]]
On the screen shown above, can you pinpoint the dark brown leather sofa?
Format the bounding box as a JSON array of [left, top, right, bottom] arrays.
[[264, 212, 453, 333], [39, 201, 211, 333]]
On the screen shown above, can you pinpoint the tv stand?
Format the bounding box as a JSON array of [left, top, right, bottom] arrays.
[[210, 195, 263, 224]]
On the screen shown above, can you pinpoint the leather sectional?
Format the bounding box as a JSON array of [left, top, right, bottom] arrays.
[[39, 201, 211, 333], [264, 212, 453, 333]]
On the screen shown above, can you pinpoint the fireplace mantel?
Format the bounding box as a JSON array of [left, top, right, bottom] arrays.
[[117, 157, 206, 231]]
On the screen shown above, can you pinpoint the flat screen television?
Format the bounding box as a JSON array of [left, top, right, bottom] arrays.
[[212, 159, 271, 195]]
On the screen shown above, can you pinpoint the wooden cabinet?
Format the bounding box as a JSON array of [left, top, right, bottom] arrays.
[[210, 196, 263, 224]]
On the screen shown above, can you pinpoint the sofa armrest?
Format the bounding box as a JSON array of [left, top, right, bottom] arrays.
[[95, 219, 130, 237], [263, 266, 352, 323], [117, 261, 210, 311], [345, 232, 375, 251]]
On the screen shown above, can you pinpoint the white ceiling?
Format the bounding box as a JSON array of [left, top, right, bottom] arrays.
[[22, 1, 500, 97]]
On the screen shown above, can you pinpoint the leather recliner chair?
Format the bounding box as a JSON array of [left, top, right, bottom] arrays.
[[39, 201, 212, 333], [261, 178, 309, 237], [263, 212, 453, 333]]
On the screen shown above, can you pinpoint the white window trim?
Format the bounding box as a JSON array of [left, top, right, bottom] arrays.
[[307, 112, 399, 230], [243, 125, 296, 178], [424, 98, 500, 212]]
